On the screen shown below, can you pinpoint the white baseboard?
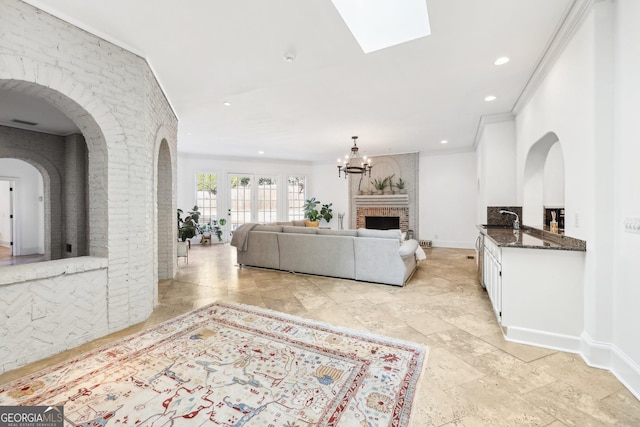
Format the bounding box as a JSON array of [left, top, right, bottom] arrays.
[[505, 328, 640, 400], [432, 240, 475, 250], [581, 331, 640, 401], [504, 326, 583, 354]]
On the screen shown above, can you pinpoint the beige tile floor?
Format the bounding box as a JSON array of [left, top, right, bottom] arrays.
[[2, 244, 639, 426]]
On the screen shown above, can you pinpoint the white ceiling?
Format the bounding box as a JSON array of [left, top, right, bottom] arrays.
[[10, 0, 573, 162]]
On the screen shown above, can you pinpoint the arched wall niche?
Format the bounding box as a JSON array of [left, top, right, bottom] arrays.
[[0, 69, 116, 258], [523, 132, 565, 228], [155, 136, 175, 286]]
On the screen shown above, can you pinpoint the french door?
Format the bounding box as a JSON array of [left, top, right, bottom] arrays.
[[228, 174, 278, 232]]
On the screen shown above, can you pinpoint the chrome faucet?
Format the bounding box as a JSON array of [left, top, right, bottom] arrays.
[[500, 210, 520, 230]]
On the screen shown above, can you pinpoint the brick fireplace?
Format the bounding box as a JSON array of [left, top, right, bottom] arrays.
[[355, 195, 410, 234]]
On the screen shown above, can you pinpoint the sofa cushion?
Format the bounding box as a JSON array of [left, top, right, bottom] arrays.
[[357, 228, 403, 242], [282, 225, 318, 234], [399, 239, 419, 257], [317, 229, 358, 237], [274, 221, 294, 226], [254, 224, 283, 232], [293, 219, 307, 227]]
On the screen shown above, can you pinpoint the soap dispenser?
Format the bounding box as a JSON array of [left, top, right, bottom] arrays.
[[550, 211, 559, 234]]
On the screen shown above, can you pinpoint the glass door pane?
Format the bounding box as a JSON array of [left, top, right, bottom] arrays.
[[257, 176, 277, 224], [229, 175, 252, 232]]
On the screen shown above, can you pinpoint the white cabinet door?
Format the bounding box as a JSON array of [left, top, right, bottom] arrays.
[[483, 239, 502, 323]]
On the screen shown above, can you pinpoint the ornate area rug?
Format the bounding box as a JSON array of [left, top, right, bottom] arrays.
[[0, 303, 427, 426]]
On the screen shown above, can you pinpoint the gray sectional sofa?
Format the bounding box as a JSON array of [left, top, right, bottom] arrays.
[[232, 224, 420, 286]]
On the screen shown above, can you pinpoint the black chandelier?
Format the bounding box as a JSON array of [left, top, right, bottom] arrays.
[[337, 136, 373, 178]]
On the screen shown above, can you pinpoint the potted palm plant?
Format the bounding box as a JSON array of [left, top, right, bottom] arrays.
[[371, 177, 388, 195], [394, 178, 407, 194], [303, 197, 333, 227]]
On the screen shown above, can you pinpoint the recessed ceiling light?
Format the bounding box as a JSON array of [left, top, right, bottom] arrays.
[[258, 150, 265, 154], [223, 102, 231, 106], [485, 95, 497, 102], [186, 132, 192, 136], [440, 140, 448, 144], [284, 53, 296, 62], [494, 56, 510, 66]]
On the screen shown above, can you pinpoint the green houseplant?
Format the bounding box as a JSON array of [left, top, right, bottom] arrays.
[[213, 218, 227, 242], [303, 197, 333, 226], [394, 178, 407, 194], [371, 177, 388, 195], [177, 206, 201, 241]]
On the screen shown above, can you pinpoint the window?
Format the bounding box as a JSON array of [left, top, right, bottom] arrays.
[[196, 173, 217, 226], [287, 176, 306, 220]]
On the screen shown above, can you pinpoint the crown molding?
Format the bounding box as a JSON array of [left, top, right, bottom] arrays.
[[512, 0, 597, 114], [472, 112, 515, 149]]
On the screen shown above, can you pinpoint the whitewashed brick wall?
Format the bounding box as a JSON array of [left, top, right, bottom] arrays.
[[0, 0, 178, 373], [0, 258, 109, 373]]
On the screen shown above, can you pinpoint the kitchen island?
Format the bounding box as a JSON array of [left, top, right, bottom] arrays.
[[478, 224, 587, 353]]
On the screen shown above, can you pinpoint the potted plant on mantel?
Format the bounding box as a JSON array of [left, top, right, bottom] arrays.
[[394, 178, 407, 194], [303, 197, 333, 227], [371, 177, 388, 195]]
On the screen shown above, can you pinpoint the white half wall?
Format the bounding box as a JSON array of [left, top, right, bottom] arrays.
[[419, 151, 477, 249]]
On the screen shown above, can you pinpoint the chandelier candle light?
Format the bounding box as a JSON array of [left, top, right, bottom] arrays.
[[337, 136, 373, 178]]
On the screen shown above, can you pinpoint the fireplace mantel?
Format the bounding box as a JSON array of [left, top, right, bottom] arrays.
[[354, 194, 409, 207]]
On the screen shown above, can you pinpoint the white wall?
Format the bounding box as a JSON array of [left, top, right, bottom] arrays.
[[419, 151, 477, 248], [0, 160, 44, 255], [309, 161, 349, 229], [543, 142, 565, 207], [476, 119, 517, 224], [0, 180, 10, 247], [612, 0, 640, 396], [514, 1, 640, 398]]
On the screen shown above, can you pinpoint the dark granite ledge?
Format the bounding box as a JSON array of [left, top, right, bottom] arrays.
[[478, 224, 586, 252]]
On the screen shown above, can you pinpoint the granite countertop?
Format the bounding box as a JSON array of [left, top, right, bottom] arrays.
[[478, 225, 586, 252]]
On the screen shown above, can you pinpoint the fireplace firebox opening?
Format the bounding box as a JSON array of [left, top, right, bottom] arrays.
[[365, 216, 400, 230]]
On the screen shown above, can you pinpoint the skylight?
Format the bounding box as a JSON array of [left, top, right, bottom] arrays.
[[331, 0, 431, 53]]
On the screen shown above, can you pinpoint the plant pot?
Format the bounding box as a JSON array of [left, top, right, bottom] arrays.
[[383, 190, 392, 195], [305, 220, 320, 227], [376, 190, 383, 195]]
